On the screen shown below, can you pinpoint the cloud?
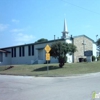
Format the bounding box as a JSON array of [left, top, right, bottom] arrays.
[[12, 19, 19, 24], [0, 24, 9, 31], [10, 28, 24, 33], [13, 33, 35, 45]]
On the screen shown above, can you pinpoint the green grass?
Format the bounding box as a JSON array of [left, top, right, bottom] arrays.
[[0, 61, 100, 76]]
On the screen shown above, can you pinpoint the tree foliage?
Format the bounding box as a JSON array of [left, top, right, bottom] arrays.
[[96, 38, 100, 56], [50, 41, 77, 68], [35, 38, 48, 43], [97, 38, 100, 50]]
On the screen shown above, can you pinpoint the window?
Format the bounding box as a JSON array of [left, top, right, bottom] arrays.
[[32, 45, 34, 55], [19, 47, 21, 57], [11, 48, 16, 57], [11, 48, 13, 57], [19, 46, 25, 57], [28, 45, 31, 56], [14, 48, 16, 57], [22, 46, 25, 56], [28, 45, 34, 56]]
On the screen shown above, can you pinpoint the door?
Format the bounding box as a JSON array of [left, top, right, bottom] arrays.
[[38, 49, 43, 60]]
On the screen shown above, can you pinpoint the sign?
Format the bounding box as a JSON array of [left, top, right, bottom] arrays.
[[44, 44, 51, 53], [46, 53, 50, 61], [44, 45, 51, 75], [84, 50, 93, 56]]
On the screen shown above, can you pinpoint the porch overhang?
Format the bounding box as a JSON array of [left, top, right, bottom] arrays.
[[0, 49, 11, 53], [36, 47, 44, 50]]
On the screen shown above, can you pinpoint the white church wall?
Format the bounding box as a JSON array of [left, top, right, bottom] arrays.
[[67, 54, 73, 63], [11, 46, 35, 65], [65, 38, 72, 43], [0, 49, 11, 66], [3, 53, 11, 65], [93, 43, 97, 57]]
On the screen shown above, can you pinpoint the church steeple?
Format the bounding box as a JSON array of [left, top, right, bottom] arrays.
[[62, 19, 69, 39]]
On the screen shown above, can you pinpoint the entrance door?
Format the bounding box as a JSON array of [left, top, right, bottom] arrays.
[[38, 49, 43, 60]]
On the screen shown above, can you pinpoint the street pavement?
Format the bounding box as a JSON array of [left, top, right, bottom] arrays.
[[0, 73, 100, 100]]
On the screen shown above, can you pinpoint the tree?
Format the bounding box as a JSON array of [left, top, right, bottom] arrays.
[[50, 41, 77, 68], [96, 38, 100, 56], [35, 38, 48, 43]]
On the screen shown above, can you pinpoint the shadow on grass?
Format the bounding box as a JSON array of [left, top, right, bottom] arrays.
[[4, 66, 14, 70], [33, 66, 60, 72]]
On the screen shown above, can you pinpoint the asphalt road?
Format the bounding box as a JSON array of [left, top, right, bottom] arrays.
[[0, 73, 100, 100]]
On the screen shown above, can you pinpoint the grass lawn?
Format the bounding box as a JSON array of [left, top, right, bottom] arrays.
[[0, 61, 100, 76]]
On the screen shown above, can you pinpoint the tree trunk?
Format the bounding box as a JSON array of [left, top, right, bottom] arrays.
[[58, 56, 64, 68]]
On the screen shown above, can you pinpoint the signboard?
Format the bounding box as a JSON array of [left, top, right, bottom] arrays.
[[84, 50, 93, 56], [46, 53, 50, 61], [44, 44, 51, 74], [44, 44, 51, 53]]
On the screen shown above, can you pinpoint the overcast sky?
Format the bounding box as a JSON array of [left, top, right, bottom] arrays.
[[0, 0, 100, 48]]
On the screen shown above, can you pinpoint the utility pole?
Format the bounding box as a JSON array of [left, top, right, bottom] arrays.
[[96, 35, 98, 57], [82, 40, 86, 56]]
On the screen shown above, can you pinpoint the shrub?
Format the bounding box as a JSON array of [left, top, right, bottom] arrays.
[[58, 56, 67, 68], [92, 56, 96, 61], [97, 56, 100, 61]]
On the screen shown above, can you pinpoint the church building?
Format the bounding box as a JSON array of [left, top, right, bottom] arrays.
[[0, 19, 97, 65]]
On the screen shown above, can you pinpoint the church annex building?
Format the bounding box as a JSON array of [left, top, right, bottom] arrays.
[[0, 19, 97, 65]]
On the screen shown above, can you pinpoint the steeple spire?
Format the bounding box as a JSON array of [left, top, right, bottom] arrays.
[[63, 19, 68, 32], [62, 19, 69, 39]]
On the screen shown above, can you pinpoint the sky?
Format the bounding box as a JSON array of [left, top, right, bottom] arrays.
[[0, 0, 100, 48]]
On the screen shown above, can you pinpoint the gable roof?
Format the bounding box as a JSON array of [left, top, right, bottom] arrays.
[[0, 35, 95, 49], [0, 38, 65, 49]]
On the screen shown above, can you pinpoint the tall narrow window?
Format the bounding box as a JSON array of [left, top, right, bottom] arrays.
[[28, 45, 31, 56], [14, 48, 16, 57], [22, 46, 25, 56], [11, 48, 13, 57], [32, 45, 34, 55], [19, 47, 21, 57]]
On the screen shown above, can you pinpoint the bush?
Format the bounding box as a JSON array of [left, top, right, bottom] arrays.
[[92, 56, 96, 61], [58, 56, 66, 68], [97, 56, 100, 61]]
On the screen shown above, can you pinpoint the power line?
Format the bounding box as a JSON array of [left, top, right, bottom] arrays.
[[61, 0, 100, 15]]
